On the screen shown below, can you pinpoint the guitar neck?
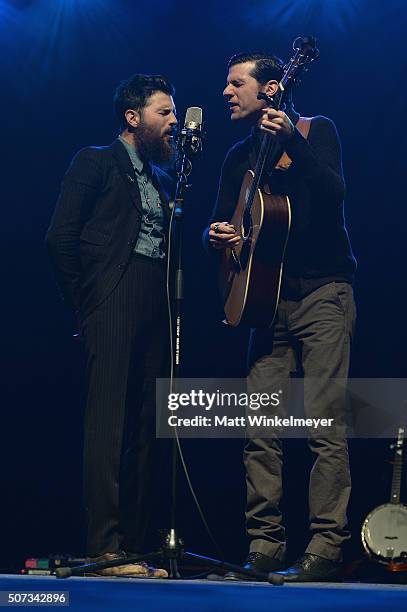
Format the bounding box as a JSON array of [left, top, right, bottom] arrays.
[[249, 89, 286, 207], [246, 37, 319, 215]]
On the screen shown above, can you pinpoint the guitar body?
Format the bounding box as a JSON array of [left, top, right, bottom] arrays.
[[219, 170, 291, 328]]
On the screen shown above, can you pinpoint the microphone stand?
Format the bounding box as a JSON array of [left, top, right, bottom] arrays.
[[163, 132, 193, 578], [55, 129, 284, 586]]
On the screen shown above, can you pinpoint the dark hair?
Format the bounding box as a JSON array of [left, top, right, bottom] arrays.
[[113, 73, 175, 130], [228, 52, 284, 84]]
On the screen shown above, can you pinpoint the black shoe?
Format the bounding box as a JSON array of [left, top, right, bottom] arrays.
[[224, 552, 285, 582], [276, 553, 342, 583]]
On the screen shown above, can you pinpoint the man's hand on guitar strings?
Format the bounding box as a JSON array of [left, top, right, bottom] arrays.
[[209, 221, 241, 250], [260, 108, 295, 142]]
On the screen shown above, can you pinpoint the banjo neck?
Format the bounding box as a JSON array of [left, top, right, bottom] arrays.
[[390, 426, 405, 505]]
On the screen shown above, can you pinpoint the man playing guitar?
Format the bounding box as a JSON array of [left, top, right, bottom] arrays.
[[204, 51, 356, 582]]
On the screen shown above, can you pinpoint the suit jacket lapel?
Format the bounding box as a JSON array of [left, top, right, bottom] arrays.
[[110, 139, 143, 214], [111, 138, 174, 221]]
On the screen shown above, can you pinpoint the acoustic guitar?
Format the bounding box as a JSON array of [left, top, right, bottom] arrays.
[[219, 37, 319, 328]]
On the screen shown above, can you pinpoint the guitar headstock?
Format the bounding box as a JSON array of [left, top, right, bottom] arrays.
[[293, 36, 320, 63], [257, 36, 319, 110], [282, 36, 320, 87]]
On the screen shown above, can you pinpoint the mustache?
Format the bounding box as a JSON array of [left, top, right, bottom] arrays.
[[164, 127, 178, 138]]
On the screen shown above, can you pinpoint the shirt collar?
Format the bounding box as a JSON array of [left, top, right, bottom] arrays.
[[118, 135, 145, 175]]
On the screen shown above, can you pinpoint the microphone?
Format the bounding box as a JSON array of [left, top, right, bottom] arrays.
[[178, 107, 203, 154]]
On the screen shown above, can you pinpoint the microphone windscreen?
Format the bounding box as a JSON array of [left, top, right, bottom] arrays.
[[185, 107, 203, 128]]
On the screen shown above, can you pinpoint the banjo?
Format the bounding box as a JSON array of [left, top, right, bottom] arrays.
[[361, 426, 407, 568]]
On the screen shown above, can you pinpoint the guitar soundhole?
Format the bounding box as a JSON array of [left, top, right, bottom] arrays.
[[240, 240, 250, 270], [230, 241, 250, 273], [241, 210, 253, 242], [231, 249, 241, 272]]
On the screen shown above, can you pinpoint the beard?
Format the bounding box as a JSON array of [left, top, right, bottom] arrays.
[[134, 120, 176, 167]]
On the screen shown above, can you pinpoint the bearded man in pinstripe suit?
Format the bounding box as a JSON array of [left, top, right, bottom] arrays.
[[46, 74, 177, 577]]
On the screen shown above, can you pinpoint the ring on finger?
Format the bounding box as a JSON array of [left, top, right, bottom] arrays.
[[214, 223, 221, 234]]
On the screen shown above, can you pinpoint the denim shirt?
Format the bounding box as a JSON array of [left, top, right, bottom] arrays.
[[119, 136, 166, 259]]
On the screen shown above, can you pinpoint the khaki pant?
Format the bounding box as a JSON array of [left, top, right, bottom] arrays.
[[245, 282, 356, 562]]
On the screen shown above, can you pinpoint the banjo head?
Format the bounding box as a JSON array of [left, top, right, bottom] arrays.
[[362, 503, 407, 563]]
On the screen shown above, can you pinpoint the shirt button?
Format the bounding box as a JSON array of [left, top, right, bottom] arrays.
[[118, 263, 125, 269]]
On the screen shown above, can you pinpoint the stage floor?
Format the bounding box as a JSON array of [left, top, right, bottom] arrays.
[[1, 574, 406, 611]]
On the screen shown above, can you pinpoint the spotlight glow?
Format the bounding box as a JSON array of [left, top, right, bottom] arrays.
[[246, 0, 365, 32]]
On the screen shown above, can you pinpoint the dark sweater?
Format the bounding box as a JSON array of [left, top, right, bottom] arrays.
[[205, 115, 356, 300]]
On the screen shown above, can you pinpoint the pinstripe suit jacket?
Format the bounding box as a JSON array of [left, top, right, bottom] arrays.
[[46, 138, 173, 318]]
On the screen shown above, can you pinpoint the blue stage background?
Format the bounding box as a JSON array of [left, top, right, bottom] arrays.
[[0, 0, 406, 570]]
